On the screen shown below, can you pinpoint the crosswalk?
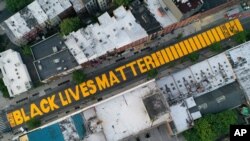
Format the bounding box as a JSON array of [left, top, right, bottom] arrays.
[[160, 18, 244, 63], [0, 111, 11, 133]]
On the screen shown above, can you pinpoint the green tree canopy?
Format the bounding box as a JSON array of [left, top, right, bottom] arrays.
[[59, 17, 82, 36], [0, 79, 9, 98], [114, 0, 132, 6], [6, 0, 33, 13], [147, 69, 158, 79], [234, 31, 247, 44], [0, 35, 7, 52], [27, 118, 41, 129], [210, 42, 222, 53], [21, 45, 32, 56], [188, 52, 200, 62], [72, 70, 87, 84], [184, 110, 238, 141]]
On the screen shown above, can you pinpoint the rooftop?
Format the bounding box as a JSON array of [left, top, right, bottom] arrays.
[[143, 94, 168, 120], [3, 0, 71, 40], [95, 80, 170, 141], [36, 0, 72, 19], [4, 12, 33, 39], [19, 113, 86, 141], [173, 0, 204, 14], [156, 53, 236, 106], [69, 0, 85, 13], [189, 82, 245, 115], [27, 1, 49, 25], [65, 6, 148, 65], [0, 49, 32, 97], [227, 41, 250, 101], [3, 1, 48, 39], [31, 34, 79, 81], [31, 34, 66, 60], [146, 0, 178, 27], [170, 101, 193, 133], [130, 0, 162, 34], [34, 49, 78, 81]]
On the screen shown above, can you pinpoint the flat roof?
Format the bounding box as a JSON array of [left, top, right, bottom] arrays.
[[65, 6, 148, 65], [190, 82, 245, 114], [156, 53, 236, 105], [34, 49, 78, 81], [146, 0, 178, 27], [143, 94, 168, 120], [173, 0, 204, 13], [0, 49, 32, 97], [31, 34, 67, 60], [27, 1, 48, 24], [21, 113, 86, 141], [130, 0, 162, 34], [69, 0, 85, 13], [4, 12, 31, 39], [84, 132, 106, 141], [95, 80, 170, 141], [227, 41, 250, 101], [36, 0, 72, 19], [3, 0, 71, 39], [170, 102, 192, 133]]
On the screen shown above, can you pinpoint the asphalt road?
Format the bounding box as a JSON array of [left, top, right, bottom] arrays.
[[7, 17, 250, 128]]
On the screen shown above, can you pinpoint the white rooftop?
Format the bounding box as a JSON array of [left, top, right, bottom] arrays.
[[28, 1, 48, 24], [156, 53, 236, 104], [65, 6, 148, 64], [4, 0, 71, 39], [36, 0, 72, 19], [95, 80, 169, 141], [0, 49, 32, 97], [170, 102, 192, 133], [185, 97, 196, 108], [69, 0, 85, 13], [84, 132, 107, 141], [227, 41, 250, 101], [5, 12, 31, 39], [146, 0, 178, 27]]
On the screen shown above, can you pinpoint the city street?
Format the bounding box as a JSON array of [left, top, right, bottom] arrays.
[[5, 16, 250, 129]]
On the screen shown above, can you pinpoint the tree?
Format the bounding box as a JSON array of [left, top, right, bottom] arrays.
[[188, 52, 199, 62], [183, 110, 238, 141], [0, 35, 7, 52], [27, 118, 41, 129], [210, 42, 222, 53], [147, 69, 158, 79], [194, 118, 216, 141], [0, 79, 9, 98], [21, 45, 32, 56], [60, 17, 82, 36], [72, 70, 87, 84], [234, 31, 247, 44], [6, 0, 34, 13], [246, 30, 250, 41], [114, 0, 132, 6], [176, 33, 183, 40]]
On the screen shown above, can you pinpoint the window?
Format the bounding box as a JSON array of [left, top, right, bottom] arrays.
[[145, 133, 150, 138]]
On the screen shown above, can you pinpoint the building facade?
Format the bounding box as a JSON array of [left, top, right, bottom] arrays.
[[82, 0, 100, 15], [97, 0, 112, 12]]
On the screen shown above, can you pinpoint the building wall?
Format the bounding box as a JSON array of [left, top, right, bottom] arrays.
[[83, 0, 100, 15], [97, 0, 112, 11], [41, 65, 81, 83], [161, 0, 183, 21]]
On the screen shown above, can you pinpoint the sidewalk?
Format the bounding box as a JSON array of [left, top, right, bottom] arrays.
[[1, 1, 244, 111]]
